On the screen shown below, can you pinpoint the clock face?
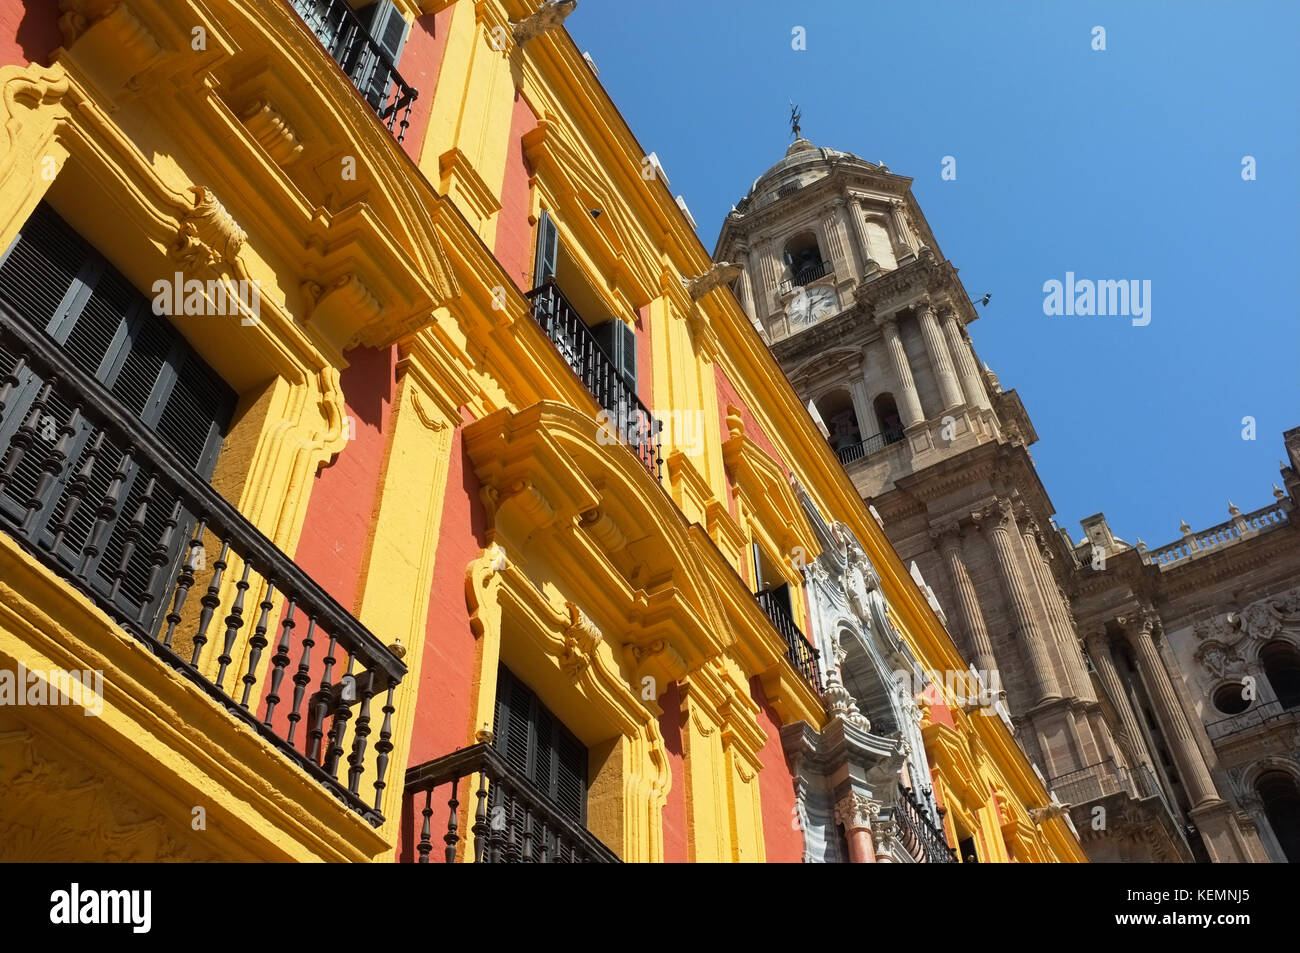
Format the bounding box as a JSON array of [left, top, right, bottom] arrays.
[[788, 285, 838, 326]]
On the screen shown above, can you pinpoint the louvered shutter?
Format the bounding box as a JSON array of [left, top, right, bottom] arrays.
[[592, 319, 637, 395], [533, 210, 558, 287], [355, 1, 409, 111], [492, 665, 588, 825], [0, 202, 235, 628]]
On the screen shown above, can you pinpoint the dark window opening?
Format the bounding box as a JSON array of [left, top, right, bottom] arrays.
[[1258, 771, 1300, 863], [957, 835, 979, 863], [1212, 681, 1252, 716], [0, 202, 235, 628], [873, 393, 903, 435], [492, 664, 588, 824], [1261, 640, 1300, 710]]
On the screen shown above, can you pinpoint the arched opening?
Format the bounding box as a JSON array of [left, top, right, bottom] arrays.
[[840, 634, 898, 736], [1257, 771, 1300, 862], [1212, 681, 1252, 715], [817, 389, 861, 453], [1260, 640, 1300, 709], [782, 231, 828, 287], [872, 393, 904, 438]]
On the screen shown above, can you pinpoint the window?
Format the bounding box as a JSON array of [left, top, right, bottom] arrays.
[[0, 202, 235, 626], [872, 393, 903, 435], [1257, 771, 1300, 862], [1260, 640, 1300, 710], [1212, 681, 1251, 716], [493, 665, 588, 823], [957, 834, 980, 863]]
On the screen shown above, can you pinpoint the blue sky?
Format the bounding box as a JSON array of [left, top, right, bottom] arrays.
[[566, 0, 1300, 546]]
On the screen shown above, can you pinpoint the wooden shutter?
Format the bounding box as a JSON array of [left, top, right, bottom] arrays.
[[351, 0, 409, 111], [533, 210, 558, 287], [492, 665, 588, 824], [0, 202, 235, 625], [592, 319, 637, 395]]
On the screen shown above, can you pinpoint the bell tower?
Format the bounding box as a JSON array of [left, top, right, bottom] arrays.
[[715, 134, 1226, 863]]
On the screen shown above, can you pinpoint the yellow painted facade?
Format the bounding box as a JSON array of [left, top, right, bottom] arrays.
[[0, 0, 1083, 862]]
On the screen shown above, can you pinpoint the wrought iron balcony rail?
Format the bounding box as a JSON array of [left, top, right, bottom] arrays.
[[896, 782, 958, 863], [287, 0, 417, 143], [780, 259, 833, 293], [0, 301, 406, 825], [1047, 758, 1136, 805], [404, 742, 620, 863], [1205, 698, 1295, 741], [525, 281, 663, 480], [755, 588, 823, 692], [834, 426, 905, 465]]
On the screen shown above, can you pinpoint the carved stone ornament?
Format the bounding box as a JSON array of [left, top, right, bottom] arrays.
[[834, 792, 880, 831], [682, 261, 743, 300], [172, 186, 247, 269], [512, 0, 577, 45], [560, 602, 602, 676]]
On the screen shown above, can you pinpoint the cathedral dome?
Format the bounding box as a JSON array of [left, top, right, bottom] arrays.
[[734, 137, 883, 214]]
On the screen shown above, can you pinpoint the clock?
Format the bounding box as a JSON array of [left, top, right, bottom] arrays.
[[788, 285, 838, 326]]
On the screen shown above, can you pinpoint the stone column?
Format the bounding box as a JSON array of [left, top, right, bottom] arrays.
[[978, 498, 1060, 704], [889, 199, 918, 259], [916, 300, 964, 411], [1121, 614, 1219, 807], [932, 522, 997, 673], [820, 206, 847, 276], [735, 245, 757, 321], [1019, 514, 1095, 702], [847, 197, 880, 272], [941, 307, 990, 411], [833, 197, 864, 275], [754, 238, 778, 318], [1083, 628, 1153, 771], [879, 315, 924, 426], [835, 794, 879, 863]]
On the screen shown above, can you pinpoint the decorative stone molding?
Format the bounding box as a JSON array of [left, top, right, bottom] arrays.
[[682, 261, 743, 300], [511, 0, 577, 45], [560, 602, 603, 677], [834, 792, 880, 831], [239, 99, 304, 168], [172, 186, 246, 269]]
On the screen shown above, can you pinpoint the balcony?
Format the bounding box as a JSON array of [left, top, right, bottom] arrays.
[[780, 259, 833, 293], [1205, 699, 1297, 742], [756, 588, 823, 692], [0, 301, 406, 826], [895, 782, 958, 863], [1048, 758, 1136, 805], [287, 0, 418, 143], [834, 426, 906, 466], [525, 281, 663, 480], [403, 743, 620, 863]]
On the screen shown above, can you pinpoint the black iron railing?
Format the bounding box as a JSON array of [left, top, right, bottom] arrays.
[[834, 426, 905, 465], [404, 743, 620, 863], [288, 0, 417, 143], [755, 588, 823, 692], [780, 259, 833, 292], [1205, 699, 1296, 741], [0, 301, 406, 825], [896, 783, 958, 863], [525, 282, 663, 480], [1047, 758, 1134, 805]]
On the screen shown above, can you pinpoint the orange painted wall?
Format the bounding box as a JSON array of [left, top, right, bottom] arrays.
[[292, 345, 395, 614], [657, 680, 688, 862], [494, 90, 539, 291], [407, 412, 487, 768], [398, 7, 454, 164], [1, 2, 59, 67], [750, 675, 803, 862], [398, 412, 488, 862]]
